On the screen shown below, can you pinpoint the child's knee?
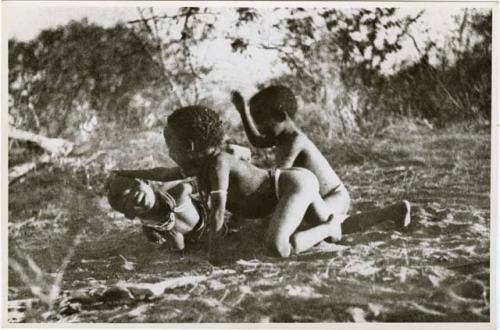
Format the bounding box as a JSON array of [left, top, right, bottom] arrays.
[[325, 185, 351, 216], [341, 186, 351, 212], [290, 235, 303, 254], [267, 237, 292, 258]]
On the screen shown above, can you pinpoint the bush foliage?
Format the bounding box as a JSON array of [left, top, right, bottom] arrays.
[[9, 19, 163, 137], [8, 8, 492, 143]]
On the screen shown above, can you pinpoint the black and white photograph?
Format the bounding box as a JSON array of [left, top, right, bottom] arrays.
[[3, 1, 497, 325]]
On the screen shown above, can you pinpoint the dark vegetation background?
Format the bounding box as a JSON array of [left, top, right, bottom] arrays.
[[7, 7, 492, 323]]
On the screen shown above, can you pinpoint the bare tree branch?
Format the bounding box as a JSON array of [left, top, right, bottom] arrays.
[[9, 126, 74, 157], [131, 7, 186, 106], [126, 10, 216, 25]]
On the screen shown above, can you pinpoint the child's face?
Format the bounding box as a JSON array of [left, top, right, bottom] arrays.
[[109, 178, 155, 219], [164, 128, 210, 176], [252, 108, 284, 139]]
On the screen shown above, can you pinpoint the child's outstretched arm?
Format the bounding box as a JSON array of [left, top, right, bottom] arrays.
[[113, 167, 184, 182], [207, 155, 230, 259], [231, 91, 274, 148]]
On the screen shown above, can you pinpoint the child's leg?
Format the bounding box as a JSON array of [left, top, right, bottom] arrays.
[[305, 184, 350, 224], [266, 169, 336, 257], [322, 184, 351, 217], [291, 197, 341, 254], [341, 201, 411, 234], [297, 201, 411, 248]]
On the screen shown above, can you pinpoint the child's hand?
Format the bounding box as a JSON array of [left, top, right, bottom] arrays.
[[230, 91, 245, 113], [142, 226, 167, 246], [153, 234, 167, 246]]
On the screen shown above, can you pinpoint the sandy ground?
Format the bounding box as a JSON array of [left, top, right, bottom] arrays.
[[7, 126, 490, 322]]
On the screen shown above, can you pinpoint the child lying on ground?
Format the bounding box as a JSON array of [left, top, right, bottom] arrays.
[[107, 175, 208, 251], [109, 106, 410, 259], [109, 144, 250, 248], [231, 86, 411, 236]]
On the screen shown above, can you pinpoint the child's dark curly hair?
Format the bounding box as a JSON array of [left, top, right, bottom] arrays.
[[249, 85, 298, 121], [165, 106, 225, 151], [107, 176, 140, 215]]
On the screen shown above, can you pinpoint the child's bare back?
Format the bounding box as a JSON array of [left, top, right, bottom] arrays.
[[232, 85, 411, 237], [275, 129, 343, 196], [164, 106, 344, 258], [232, 86, 350, 216], [203, 152, 276, 218]]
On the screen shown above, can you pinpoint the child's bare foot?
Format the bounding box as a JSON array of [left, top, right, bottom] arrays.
[[325, 214, 342, 243]]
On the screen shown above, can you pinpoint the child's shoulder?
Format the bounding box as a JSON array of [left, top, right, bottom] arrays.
[[281, 130, 309, 147], [209, 151, 238, 168], [278, 130, 320, 155], [295, 130, 319, 147]]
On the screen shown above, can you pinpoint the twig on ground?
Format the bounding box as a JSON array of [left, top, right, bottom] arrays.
[[219, 289, 230, 303], [49, 233, 83, 309], [8, 231, 83, 314]]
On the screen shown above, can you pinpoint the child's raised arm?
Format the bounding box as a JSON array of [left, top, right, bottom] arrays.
[[231, 91, 274, 148], [207, 155, 231, 259], [113, 167, 184, 182]]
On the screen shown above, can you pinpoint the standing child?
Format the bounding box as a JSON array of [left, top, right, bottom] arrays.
[[231, 86, 411, 236]]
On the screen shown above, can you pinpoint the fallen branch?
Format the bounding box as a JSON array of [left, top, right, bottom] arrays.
[[9, 126, 74, 157], [8, 126, 101, 184], [8, 154, 51, 184], [58, 150, 107, 167], [118, 275, 207, 296], [8, 151, 107, 185]]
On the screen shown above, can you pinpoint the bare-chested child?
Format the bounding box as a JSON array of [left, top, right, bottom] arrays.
[[231, 85, 411, 237], [107, 175, 207, 251], [110, 105, 409, 258], [109, 145, 249, 250]]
